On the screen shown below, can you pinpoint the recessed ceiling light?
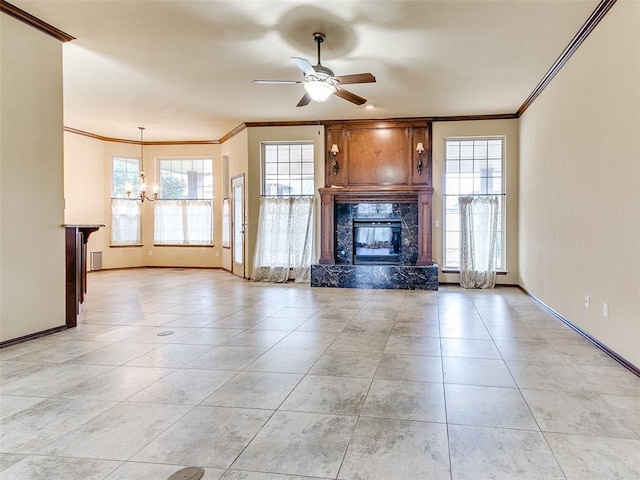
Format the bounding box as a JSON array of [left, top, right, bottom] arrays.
[[365, 105, 375, 110]]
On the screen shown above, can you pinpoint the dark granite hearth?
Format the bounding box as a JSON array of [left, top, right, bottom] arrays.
[[311, 264, 438, 290]]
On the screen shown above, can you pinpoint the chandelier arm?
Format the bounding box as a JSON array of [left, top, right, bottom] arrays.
[[130, 126, 158, 202]]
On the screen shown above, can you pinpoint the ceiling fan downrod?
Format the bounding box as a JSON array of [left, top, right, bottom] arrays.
[[313, 32, 325, 66]]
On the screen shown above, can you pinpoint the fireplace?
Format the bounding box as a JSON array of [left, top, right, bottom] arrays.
[[311, 119, 437, 290], [311, 197, 438, 290], [353, 218, 401, 265]]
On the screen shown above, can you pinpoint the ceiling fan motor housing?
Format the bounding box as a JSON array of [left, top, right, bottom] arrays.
[[310, 64, 335, 79]]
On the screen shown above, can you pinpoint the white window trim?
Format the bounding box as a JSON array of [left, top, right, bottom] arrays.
[[154, 157, 214, 246], [260, 141, 315, 197], [110, 156, 142, 246], [156, 157, 214, 200], [442, 136, 507, 272]]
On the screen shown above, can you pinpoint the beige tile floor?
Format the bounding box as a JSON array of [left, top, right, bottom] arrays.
[[1, 268, 639, 479]]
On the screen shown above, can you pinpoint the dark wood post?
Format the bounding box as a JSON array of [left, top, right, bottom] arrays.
[[64, 224, 104, 328]]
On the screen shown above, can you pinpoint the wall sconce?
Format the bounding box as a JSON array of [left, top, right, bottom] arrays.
[[330, 144, 339, 176], [416, 142, 425, 175]]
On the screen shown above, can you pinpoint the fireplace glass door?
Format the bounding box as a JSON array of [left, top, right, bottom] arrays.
[[353, 219, 401, 265]]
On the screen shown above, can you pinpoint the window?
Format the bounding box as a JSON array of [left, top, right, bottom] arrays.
[[262, 143, 315, 196], [111, 156, 141, 245], [154, 158, 213, 245], [253, 143, 316, 282], [222, 198, 230, 248], [444, 138, 505, 270]]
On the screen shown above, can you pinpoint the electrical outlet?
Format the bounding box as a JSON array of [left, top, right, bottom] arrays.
[[602, 303, 608, 317], [148, 250, 153, 256], [435, 220, 440, 228], [215, 251, 220, 257], [584, 295, 590, 308]]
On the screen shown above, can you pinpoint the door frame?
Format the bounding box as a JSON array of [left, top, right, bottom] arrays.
[[230, 174, 246, 279]]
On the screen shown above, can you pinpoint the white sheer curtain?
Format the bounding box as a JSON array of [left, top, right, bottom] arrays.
[[154, 199, 212, 245], [252, 196, 315, 283], [110, 198, 141, 245], [459, 196, 499, 289]]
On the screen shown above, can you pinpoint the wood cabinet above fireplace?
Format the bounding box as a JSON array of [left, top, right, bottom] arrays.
[[325, 120, 432, 188]]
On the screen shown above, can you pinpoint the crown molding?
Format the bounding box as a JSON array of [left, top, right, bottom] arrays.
[[64, 127, 218, 145], [66, 113, 519, 146], [218, 123, 248, 144], [0, 0, 75, 42], [516, 0, 617, 117]]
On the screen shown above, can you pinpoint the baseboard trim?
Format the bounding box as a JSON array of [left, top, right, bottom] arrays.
[[89, 266, 223, 272], [144, 266, 222, 270], [0, 325, 67, 349], [518, 286, 639, 378], [438, 282, 520, 287]]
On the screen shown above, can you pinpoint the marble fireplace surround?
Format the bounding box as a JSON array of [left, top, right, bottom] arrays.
[[312, 186, 438, 290], [317, 185, 434, 266]]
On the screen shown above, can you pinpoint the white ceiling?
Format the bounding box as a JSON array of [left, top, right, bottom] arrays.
[[12, 0, 600, 141]]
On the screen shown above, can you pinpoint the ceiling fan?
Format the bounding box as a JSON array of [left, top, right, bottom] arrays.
[[253, 32, 376, 107]]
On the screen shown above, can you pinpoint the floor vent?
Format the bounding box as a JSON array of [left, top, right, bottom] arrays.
[[90, 251, 103, 271]]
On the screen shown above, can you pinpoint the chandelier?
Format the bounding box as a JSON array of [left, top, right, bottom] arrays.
[[126, 126, 158, 202]]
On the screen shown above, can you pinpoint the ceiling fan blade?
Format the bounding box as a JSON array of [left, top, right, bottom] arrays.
[[334, 87, 367, 106], [333, 73, 376, 85], [291, 57, 316, 77], [296, 92, 312, 107], [253, 80, 302, 85]]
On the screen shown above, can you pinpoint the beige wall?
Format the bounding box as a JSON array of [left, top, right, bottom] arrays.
[[63, 132, 109, 264], [1, 15, 66, 341], [219, 129, 249, 273], [519, 0, 640, 367], [63, 132, 222, 270], [432, 119, 520, 285]]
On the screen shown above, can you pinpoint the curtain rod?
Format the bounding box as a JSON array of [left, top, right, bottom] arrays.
[[259, 195, 315, 198], [443, 193, 506, 196]]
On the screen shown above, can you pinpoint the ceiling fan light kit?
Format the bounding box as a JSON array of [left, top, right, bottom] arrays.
[[254, 32, 375, 107], [304, 80, 336, 102]]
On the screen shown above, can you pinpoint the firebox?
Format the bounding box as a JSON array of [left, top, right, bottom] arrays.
[[353, 218, 402, 265]]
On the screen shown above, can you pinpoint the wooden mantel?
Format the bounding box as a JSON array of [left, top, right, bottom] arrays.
[[319, 185, 432, 203]]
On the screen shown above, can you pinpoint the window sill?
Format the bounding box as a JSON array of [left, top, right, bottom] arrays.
[[153, 244, 214, 248], [109, 244, 143, 248], [442, 269, 508, 275]]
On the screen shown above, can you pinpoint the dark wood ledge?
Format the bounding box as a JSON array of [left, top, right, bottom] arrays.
[[319, 185, 434, 204], [516, 0, 617, 116], [1, 1, 75, 42]]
